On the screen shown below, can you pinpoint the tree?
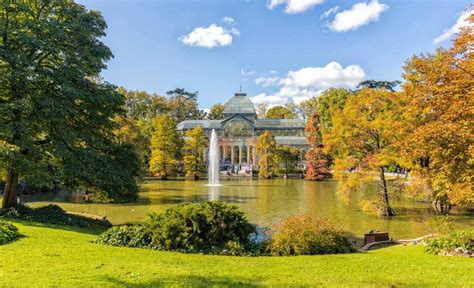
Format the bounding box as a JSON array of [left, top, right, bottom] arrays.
[[149, 115, 181, 180], [166, 88, 205, 123], [317, 88, 352, 133], [265, 106, 296, 119], [1, 1, 140, 207], [277, 145, 299, 178], [207, 103, 224, 120], [256, 131, 278, 179], [183, 127, 207, 180], [324, 88, 406, 216], [401, 12, 473, 209], [304, 112, 331, 180], [299, 97, 318, 122], [357, 80, 401, 91]]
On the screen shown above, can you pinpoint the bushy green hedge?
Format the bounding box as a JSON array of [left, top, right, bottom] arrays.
[[96, 201, 257, 255], [0, 205, 90, 227], [425, 231, 473, 255], [96, 224, 156, 249], [0, 221, 20, 245], [265, 215, 355, 256], [148, 201, 256, 253]]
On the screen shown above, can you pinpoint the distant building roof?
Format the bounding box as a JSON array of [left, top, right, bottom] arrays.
[[223, 92, 256, 118], [254, 119, 305, 129], [275, 136, 309, 146], [176, 120, 222, 130]]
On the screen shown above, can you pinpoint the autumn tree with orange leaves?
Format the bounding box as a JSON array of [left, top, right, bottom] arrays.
[[304, 112, 331, 181], [401, 10, 473, 209]]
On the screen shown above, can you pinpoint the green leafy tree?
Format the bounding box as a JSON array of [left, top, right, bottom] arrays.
[[324, 89, 406, 216], [277, 145, 299, 178], [256, 131, 278, 179], [207, 103, 224, 120], [1, 1, 140, 207], [183, 127, 207, 180], [166, 88, 205, 123], [149, 115, 181, 180], [265, 106, 296, 119], [299, 97, 319, 122], [317, 88, 352, 133]]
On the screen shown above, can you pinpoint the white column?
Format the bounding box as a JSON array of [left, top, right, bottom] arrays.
[[252, 146, 257, 165]]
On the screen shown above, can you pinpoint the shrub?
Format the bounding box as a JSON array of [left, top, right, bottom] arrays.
[[265, 215, 355, 256], [96, 224, 156, 249], [0, 204, 90, 227], [0, 221, 20, 245], [147, 201, 256, 253], [425, 231, 473, 255]]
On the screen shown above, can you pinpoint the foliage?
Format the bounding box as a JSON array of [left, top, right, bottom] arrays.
[[0, 205, 90, 227], [183, 127, 207, 180], [96, 224, 156, 249], [147, 201, 256, 253], [276, 145, 299, 177], [166, 88, 206, 123], [207, 103, 225, 120], [304, 112, 331, 180], [256, 131, 278, 179], [324, 88, 407, 216], [425, 231, 473, 255], [265, 106, 296, 119], [357, 80, 401, 91], [317, 88, 352, 134], [265, 215, 355, 256], [299, 97, 319, 121], [0, 1, 140, 207], [0, 220, 19, 245], [149, 115, 181, 179], [401, 13, 474, 207]]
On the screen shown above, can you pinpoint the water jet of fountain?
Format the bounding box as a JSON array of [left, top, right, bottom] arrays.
[[208, 129, 219, 186]]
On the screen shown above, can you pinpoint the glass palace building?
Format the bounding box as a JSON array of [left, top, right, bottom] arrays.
[[177, 92, 309, 167]]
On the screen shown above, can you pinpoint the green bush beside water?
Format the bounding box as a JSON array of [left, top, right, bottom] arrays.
[[0, 221, 20, 245]]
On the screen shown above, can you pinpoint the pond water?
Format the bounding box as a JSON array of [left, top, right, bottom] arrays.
[[26, 179, 473, 239]]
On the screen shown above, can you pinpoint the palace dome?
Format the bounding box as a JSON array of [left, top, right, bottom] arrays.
[[223, 92, 256, 119]]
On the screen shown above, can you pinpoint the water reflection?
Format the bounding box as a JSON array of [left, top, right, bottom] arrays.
[[26, 179, 473, 239]]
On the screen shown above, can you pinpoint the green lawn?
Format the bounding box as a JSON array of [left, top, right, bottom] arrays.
[[0, 221, 472, 287]]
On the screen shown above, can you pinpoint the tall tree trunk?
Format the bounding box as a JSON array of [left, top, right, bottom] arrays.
[[2, 168, 19, 209], [379, 167, 395, 217]]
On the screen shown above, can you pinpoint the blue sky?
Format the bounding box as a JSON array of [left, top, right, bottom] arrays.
[[77, 0, 472, 109]]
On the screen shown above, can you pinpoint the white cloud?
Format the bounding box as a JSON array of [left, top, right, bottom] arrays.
[[252, 61, 365, 106], [241, 69, 255, 76], [433, 10, 473, 45], [222, 16, 235, 24], [328, 0, 388, 32], [269, 70, 278, 74], [321, 6, 339, 19], [266, 0, 325, 14], [255, 76, 281, 87], [179, 24, 238, 48]]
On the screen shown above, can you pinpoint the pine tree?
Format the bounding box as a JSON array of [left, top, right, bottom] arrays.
[[304, 112, 331, 180]]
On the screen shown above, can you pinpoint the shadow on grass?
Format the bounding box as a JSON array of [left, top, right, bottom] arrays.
[[101, 275, 262, 287], [7, 219, 106, 236]]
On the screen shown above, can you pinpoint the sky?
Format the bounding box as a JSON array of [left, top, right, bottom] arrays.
[[77, 0, 472, 109]]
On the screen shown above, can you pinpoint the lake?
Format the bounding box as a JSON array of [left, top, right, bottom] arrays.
[[26, 178, 473, 239]]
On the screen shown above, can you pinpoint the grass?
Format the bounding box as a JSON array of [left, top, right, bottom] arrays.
[[0, 221, 473, 287]]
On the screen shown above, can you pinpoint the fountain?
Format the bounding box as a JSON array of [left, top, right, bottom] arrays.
[[208, 129, 220, 187]]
